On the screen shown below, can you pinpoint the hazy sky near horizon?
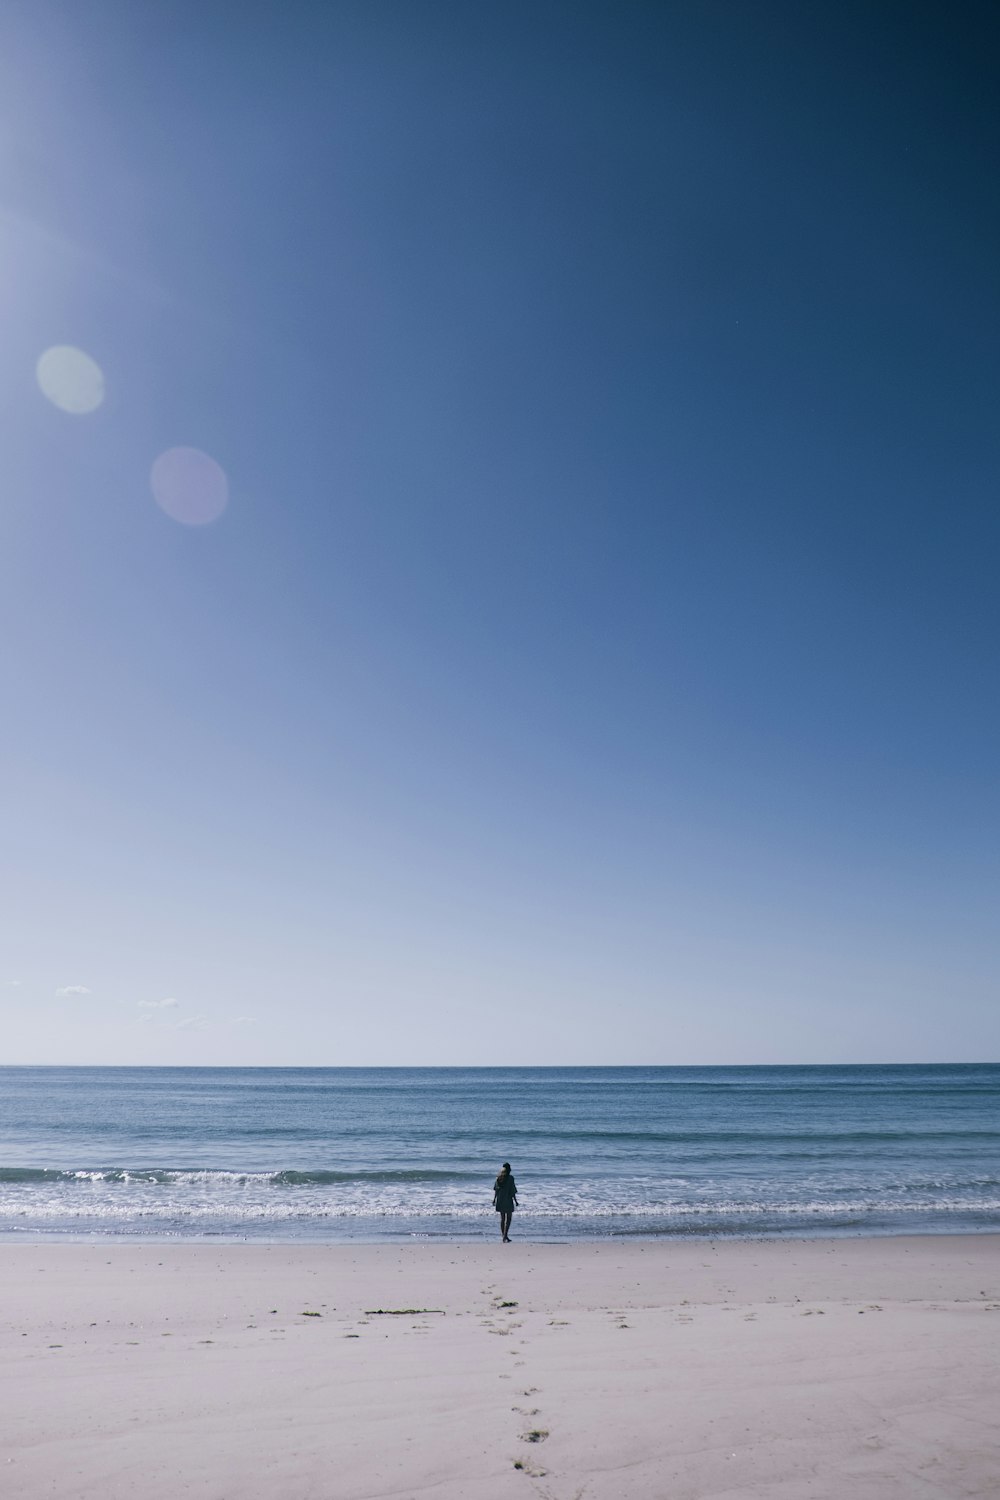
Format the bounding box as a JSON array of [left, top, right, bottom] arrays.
[[1, 1, 998, 1066]]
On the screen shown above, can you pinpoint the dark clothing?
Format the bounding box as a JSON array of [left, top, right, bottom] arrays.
[[493, 1173, 517, 1214]]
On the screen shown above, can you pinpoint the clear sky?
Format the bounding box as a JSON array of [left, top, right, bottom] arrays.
[[1, 1, 997, 1065]]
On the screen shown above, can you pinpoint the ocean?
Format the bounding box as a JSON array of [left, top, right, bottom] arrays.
[[0, 1064, 997, 1242]]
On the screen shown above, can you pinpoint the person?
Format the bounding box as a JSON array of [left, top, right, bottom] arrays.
[[493, 1161, 518, 1242]]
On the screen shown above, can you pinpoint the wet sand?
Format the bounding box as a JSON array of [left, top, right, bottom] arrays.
[[1, 1235, 998, 1498]]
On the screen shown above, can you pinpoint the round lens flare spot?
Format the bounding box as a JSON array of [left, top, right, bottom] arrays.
[[151, 447, 229, 526], [36, 345, 105, 414]]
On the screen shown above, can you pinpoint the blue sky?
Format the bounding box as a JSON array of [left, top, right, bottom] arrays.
[[1, 1, 997, 1064]]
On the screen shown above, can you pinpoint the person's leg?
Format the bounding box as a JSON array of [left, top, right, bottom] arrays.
[[498, 1212, 506, 1240]]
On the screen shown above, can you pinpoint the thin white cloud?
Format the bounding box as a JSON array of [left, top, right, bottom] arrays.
[[233, 1015, 256, 1026], [137, 997, 179, 1010], [174, 1014, 209, 1031], [4, 979, 23, 988], [55, 985, 91, 999]]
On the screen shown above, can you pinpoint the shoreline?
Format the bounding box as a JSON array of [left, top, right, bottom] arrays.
[[2, 1221, 1000, 1246], [2, 1233, 997, 1497]]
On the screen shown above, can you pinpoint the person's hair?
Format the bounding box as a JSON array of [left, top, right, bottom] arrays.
[[501, 1162, 511, 1172]]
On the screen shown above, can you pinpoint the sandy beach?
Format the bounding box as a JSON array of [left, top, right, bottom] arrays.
[[1, 1235, 997, 1499]]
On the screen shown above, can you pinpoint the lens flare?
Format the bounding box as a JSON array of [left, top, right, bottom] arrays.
[[36, 345, 105, 414], [150, 447, 229, 526]]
